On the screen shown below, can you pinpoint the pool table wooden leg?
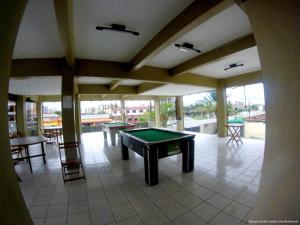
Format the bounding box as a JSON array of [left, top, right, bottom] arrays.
[[144, 148, 158, 186], [103, 131, 107, 140], [182, 140, 194, 173], [110, 131, 116, 145], [121, 142, 129, 160]]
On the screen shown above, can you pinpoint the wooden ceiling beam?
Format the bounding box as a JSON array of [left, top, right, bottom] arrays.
[[129, 0, 234, 71], [54, 0, 75, 67], [224, 70, 262, 87], [10, 58, 218, 88], [171, 34, 256, 76], [109, 80, 122, 90], [137, 82, 166, 94], [11, 58, 63, 77]]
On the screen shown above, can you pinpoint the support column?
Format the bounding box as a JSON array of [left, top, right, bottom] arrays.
[[154, 96, 161, 127], [16, 95, 27, 136], [216, 79, 227, 137], [74, 84, 81, 143], [37, 96, 43, 135], [244, 0, 300, 221], [61, 66, 77, 149], [120, 97, 126, 122], [175, 96, 184, 131], [0, 1, 33, 225]]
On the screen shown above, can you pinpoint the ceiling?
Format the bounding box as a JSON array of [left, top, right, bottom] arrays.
[[13, 0, 64, 59], [140, 84, 214, 96], [10, 0, 260, 97], [77, 77, 144, 86], [9, 77, 61, 95], [192, 46, 261, 78], [147, 4, 252, 68], [73, 0, 193, 62]]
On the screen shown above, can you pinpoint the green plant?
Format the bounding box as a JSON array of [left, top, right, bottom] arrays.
[[139, 111, 155, 123], [160, 101, 175, 127]]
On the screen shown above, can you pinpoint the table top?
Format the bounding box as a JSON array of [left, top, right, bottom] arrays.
[[225, 123, 245, 127], [122, 128, 194, 143], [10, 136, 48, 147], [102, 122, 135, 128]]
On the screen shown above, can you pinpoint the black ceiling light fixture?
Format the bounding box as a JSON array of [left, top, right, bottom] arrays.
[[96, 24, 139, 36], [174, 42, 201, 53], [224, 63, 244, 71]]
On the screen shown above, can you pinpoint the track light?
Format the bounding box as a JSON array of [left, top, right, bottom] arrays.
[[224, 63, 244, 71], [174, 42, 201, 53], [96, 24, 139, 36]]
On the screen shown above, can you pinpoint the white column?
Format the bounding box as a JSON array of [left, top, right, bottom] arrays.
[[120, 97, 126, 122], [216, 79, 227, 137], [154, 96, 161, 127], [175, 96, 184, 131]]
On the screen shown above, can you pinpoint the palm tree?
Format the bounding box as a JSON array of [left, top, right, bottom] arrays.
[[160, 101, 175, 127], [197, 91, 217, 119], [200, 91, 216, 105]]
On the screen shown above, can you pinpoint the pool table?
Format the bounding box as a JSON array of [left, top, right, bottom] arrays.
[[101, 122, 135, 145], [120, 128, 195, 186]]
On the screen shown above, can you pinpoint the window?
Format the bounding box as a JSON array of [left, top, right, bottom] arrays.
[[8, 95, 17, 133], [226, 83, 265, 139], [26, 100, 38, 136], [42, 102, 62, 128], [80, 100, 121, 133], [160, 98, 176, 129], [183, 91, 217, 134], [125, 100, 154, 128]]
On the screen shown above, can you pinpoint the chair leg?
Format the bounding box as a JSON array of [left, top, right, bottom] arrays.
[[81, 163, 86, 179]]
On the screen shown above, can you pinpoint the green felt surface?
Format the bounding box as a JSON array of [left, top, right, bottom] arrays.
[[127, 129, 184, 142], [228, 118, 245, 124]]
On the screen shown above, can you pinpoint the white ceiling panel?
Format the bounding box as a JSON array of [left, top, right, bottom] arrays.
[[140, 84, 214, 96], [77, 77, 113, 84], [77, 77, 144, 86], [192, 46, 261, 78], [120, 80, 144, 86], [9, 77, 61, 95], [147, 4, 252, 68], [73, 0, 193, 62], [13, 0, 64, 59]]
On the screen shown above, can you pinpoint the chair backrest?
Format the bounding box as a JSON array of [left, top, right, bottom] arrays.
[[9, 132, 23, 139], [58, 142, 81, 162]]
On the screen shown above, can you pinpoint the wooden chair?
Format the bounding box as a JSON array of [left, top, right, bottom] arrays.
[[52, 128, 62, 143], [9, 132, 25, 160], [41, 128, 55, 144], [58, 142, 85, 182]]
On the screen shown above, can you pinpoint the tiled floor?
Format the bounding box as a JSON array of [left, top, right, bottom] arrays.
[[16, 132, 265, 225]]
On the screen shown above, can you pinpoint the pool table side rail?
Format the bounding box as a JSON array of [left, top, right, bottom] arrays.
[[119, 128, 195, 146], [101, 123, 136, 129]]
